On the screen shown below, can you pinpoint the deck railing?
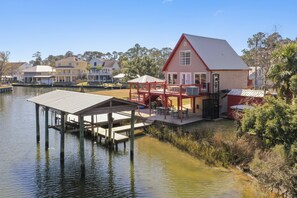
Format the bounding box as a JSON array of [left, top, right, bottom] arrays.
[[130, 82, 209, 96]]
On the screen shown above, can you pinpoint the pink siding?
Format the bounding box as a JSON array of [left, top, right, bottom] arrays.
[[163, 37, 249, 90], [164, 38, 209, 84]]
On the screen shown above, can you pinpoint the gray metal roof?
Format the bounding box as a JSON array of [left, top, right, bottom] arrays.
[[128, 75, 165, 83], [184, 34, 249, 70], [27, 90, 137, 115], [227, 89, 265, 97]]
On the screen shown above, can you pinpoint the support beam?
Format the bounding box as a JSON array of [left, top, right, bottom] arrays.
[[79, 115, 85, 176], [45, 107, 49, 150], [193, 97, 196, 113], [108, 112, 113, 147], [35, 104, 40, 143], [60, 111, 65, 163], [130, 109, 135, 161], [91, 115, 95, 140]]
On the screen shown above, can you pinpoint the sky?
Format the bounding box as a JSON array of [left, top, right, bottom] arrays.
[[1, 0, 297, 62]]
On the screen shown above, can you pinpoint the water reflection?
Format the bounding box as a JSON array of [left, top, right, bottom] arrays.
[[0, 87, 272, 198]]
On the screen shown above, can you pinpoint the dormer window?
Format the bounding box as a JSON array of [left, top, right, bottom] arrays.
[[180, 50, 191, 65]]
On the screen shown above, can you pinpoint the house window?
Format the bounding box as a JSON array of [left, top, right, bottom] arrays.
[[94, 62, 97, 66], [180, 50, 191, 65], [167, 73, 177, 84], [194, 73, 207, 89]]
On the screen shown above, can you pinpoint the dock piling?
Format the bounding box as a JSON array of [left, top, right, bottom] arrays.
[[130, 110, 135, 161], [79, 115, 85, 176], [45, 107, 49, 150], [35, 104, 40, 143], [60, 111, 65, 162]]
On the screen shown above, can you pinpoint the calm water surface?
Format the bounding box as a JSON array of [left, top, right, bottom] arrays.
[[0, 87, 270, 197]]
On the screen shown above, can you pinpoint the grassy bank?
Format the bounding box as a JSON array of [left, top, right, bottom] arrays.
[[146, 120, 296, 196]]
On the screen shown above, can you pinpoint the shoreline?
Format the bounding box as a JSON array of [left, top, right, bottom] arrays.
[[11, 83, 125, 89]]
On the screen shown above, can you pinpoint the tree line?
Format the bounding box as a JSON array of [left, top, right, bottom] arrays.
[[241, 32, 297, 103], [30, 44, 172, 80]]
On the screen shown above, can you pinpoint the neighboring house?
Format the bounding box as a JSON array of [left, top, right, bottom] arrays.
[[249, 66, 273, 89], [55, 57, 88, 84], [88, 57, 120, 84], [249, 66, 263, 88], [227, 89, 265, 119], [23, 65, 55, 85], [162, 33, 250, 117], [4, 62, 32, 82]]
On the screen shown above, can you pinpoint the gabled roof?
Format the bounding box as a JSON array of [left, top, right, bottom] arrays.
[[23, 65, 55, 73], [103, 60, 117, 68], [6, 62, 27, 69], [162, 33, 249, 71], [27, 90, 137, 115], [128, 75, 165, 83], [56, 57, 86, 63], [227, 89, 265, 98]]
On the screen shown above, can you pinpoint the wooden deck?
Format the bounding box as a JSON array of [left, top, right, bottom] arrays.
[[94, 121, 153, 144]]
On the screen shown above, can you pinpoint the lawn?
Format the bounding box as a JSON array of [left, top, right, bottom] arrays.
[[90, 89, 191, 105]]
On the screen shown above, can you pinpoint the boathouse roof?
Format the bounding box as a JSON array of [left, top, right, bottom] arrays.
[[27, 90, 138, 115]]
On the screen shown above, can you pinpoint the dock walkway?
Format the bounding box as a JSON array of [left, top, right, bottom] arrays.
[[93, 121, 153, 145]]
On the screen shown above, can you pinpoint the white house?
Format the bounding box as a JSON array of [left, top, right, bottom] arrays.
[[88, 58, 120, 83], [23, 65, 55, 85], [4, 62, 32, 82]]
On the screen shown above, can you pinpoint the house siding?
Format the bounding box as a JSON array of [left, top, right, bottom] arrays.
[[164, 38, 209, 84], [212, 70, 249, 90]]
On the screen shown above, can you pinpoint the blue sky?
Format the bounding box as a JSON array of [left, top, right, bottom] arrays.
[[1, 0, 297, 62]]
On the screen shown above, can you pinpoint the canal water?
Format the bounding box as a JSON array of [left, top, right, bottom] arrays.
[[0, 87, 270, 197]]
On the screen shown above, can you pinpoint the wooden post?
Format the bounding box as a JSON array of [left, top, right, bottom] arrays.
[[79, 115, 85, 176], [129, 83, 132, 101], [148, 83, 151, 116], [35, 104, 40, 143], [193, 97, 196, 113], [60, 111, 65, 162], [180, 97, 183, 123], [130, 109, 135, 161], [91, 115, 95, 140], [45, 107, 49, 150], [108, 112, 113, 147]]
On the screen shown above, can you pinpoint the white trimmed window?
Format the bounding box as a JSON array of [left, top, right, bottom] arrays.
[[194, 72, 207, 89], [167, 72, 178, 84], [180, 50, 191, 65]]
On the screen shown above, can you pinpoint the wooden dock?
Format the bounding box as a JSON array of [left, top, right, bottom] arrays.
[[0, 86, 13, 93], [93, 121, 153, 148]]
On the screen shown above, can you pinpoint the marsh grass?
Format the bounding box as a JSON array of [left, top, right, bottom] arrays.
[[147, 121, 255, 167]]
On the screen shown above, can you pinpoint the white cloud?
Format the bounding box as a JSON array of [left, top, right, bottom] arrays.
[[213, 9, 223, 17]]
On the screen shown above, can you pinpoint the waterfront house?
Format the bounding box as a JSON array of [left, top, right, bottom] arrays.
[[55, 57, 88, 84], [2, 62, 32, 82], [130, 33, 250, 119], [88, 57, 120, 84], [23, 65, 55, 85]]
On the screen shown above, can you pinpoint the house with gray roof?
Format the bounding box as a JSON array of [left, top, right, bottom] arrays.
[[88, 57, 120, 84], [162, 33, 249, 93]]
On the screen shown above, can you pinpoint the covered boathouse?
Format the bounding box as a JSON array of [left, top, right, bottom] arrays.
[[28, 90, 138, 177]]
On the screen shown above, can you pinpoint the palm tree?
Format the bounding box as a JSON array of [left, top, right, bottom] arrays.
[[269, 42, 297, 104]]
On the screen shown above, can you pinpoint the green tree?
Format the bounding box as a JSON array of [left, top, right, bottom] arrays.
[[241, 97, 297, 157], [0, 51, 10, 84], [32, 51, 42, 66], [65, 51, 74, 58], [269, 42, 297, 104], [123, 56, 159, 80]]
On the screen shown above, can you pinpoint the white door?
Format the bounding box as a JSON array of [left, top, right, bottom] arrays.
[[180, 72, 191, 84]]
